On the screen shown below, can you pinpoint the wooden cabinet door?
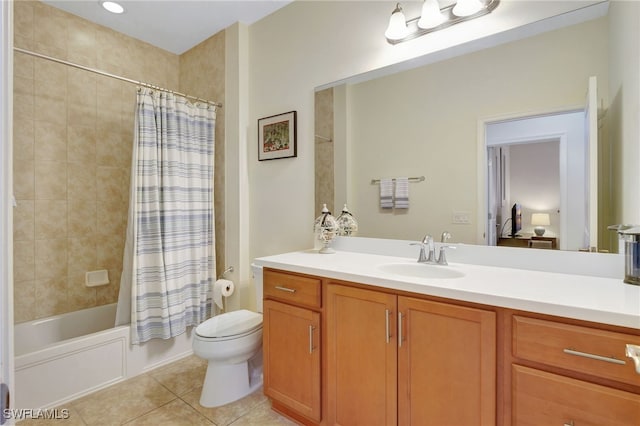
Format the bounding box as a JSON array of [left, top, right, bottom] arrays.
[[263, 299, 321, 422], [398, 296, 496, 426], [326, 284, 398, 426], [513, 365, 640, 426]]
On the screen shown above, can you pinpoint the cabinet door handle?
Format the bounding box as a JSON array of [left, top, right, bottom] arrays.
[[385, 309, 392, 344], [398, 312, 404, 348], [274, 285, 296, 293], [563, 348, 626, 365], [308, 325, 316, 354]]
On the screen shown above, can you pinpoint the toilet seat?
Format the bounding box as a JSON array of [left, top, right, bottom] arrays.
[[195, 309, 262, 341]]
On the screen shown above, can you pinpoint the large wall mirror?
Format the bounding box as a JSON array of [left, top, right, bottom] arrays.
[[315, 2, 636, 254]]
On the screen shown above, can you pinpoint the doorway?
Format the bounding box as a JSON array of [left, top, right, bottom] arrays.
[[482, 110, 588, 251]]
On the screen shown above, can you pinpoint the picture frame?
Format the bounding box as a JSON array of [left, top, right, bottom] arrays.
[[258, 111, 297, 161]]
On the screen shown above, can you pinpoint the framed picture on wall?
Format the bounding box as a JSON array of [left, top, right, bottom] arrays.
[[258, 111, 297, 161]]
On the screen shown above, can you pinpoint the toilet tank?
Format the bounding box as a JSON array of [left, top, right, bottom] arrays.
[[251, 263, 263, 313]]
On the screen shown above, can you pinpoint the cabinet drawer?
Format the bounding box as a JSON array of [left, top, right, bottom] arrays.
[[512, 365, 640, 426], [264, 269, 321, 309], [513, 316, 640, 386]]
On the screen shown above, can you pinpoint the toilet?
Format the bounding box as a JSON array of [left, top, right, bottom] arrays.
[[192, 264, 264, 407]]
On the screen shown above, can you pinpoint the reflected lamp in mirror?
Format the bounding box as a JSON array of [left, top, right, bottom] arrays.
[[531, 213, 551, 236], [385, 0, 500, 45]]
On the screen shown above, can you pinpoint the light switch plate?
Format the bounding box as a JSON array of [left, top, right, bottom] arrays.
[[452, 211, 471, 224]]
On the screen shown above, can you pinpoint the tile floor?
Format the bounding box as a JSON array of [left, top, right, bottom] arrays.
[[18, 355, 296, 426]]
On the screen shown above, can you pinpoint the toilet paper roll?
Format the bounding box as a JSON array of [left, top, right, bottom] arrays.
[[213, 279, 235, 310]]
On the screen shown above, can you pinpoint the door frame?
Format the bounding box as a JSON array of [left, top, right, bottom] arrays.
[[476, 107, 584, 249], [1, 0, 14, 423]]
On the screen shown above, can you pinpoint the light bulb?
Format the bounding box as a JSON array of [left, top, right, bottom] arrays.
[[385, 3, 410, 40], [452, 0, 484, 17], [417, 0, 446, 29], [101, 1, 125, 14]]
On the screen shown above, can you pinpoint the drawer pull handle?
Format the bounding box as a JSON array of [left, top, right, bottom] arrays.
[[274, 285, 296, 293], [385, 309, 392, 344], [626, 344, 640, 374], [398, 312, 404, 348], [309, 325, 316, 354], [563, 348, 626, 365]]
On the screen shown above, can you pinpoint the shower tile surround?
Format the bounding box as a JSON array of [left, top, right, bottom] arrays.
[[12, 1, 226, 322]]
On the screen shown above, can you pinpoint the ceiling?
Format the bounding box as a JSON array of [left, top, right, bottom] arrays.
[[42, 0, 293, 54]]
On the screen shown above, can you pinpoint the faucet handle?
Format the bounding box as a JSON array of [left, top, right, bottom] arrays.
[[437, 245, 456, 265], [410, 242, 428, 263], [441, 231, 452, 243]]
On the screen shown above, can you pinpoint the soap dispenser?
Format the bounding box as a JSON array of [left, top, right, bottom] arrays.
[[314, 204, 338, 254], [336, 204, 359, 237]]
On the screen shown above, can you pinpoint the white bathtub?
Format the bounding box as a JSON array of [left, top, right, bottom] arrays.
[[14, 303, 194, 409]]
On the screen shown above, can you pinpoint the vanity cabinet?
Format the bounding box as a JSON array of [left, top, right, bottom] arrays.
[[263, 270, 322, 423], [510, 315, 640, 425], [326, 283, 496, 425]]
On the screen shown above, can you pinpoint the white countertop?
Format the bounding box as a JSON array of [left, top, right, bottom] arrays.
[[254, 249, 640, 329]]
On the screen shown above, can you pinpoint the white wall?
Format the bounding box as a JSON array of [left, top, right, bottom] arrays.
[[608, 1, 640, 229], [245, 1, 610, 263]]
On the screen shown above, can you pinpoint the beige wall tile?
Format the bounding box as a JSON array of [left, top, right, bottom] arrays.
[[33, 2, 67, 55], [68, 237, 97, 274], [14, 52, 34, 79], [68, 67, 97, 106], [34, 199, 67, 239], [35, 276, 68, 318], [13, 159, 34, 199], [34, 59, 67, 101], [34, 121, 67, 162], [68, 199, 97, 237], [13, 75, 33, 96], [96, 130, 123, 167], [97, 236, 124, 271], [67, 15, 97, 67], [68, 103, 97, 127], [13, 92, 34, 120], [14, 280, 36, 323], [13, 200, 34, 241], [67, 125, 96, 164], [14, 240, 35, 282], [67, 272, 97, 311], [95, 273, 119, 305], [96, 166, 125, 201], [68, 161, 96, 200], [96, 200, 125, 239], [35, 160, 67, 199], [13, 116, 34, 161], [34, 96, 67, 125], [14, 0, 34, 41], [35, 238, 67, 280]]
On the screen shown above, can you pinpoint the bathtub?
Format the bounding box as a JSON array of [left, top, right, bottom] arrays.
[[14, 303, 194, 410]]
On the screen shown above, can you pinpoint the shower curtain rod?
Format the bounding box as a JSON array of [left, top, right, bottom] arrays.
[[13, 47, 223, 108]]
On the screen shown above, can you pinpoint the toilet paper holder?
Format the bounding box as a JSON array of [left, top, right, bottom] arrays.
[[219, 266, 233, 279]]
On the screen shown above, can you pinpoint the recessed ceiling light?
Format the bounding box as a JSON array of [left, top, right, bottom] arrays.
[[101, 1, 125, 14]]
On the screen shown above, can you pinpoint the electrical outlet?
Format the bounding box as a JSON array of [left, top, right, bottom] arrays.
[[452, 211, 471, 224]]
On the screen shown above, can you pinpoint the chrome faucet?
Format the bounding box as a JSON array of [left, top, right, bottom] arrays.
[[411, 234, 435, 264], [411, 232, 454, 265]]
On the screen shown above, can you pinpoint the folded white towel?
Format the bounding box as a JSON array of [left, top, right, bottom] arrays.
[[380, 178, 393, 209], [394, 177, 409, 209]]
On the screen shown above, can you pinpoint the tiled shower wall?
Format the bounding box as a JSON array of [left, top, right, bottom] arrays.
[[13, 1, 225, 323]]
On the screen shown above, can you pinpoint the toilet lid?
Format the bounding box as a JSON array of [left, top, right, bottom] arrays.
[[195, 310, 263, 338]]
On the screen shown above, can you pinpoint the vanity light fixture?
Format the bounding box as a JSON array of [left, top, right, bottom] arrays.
[[101, 1, 125, 14], [385, 0, 500, 45]]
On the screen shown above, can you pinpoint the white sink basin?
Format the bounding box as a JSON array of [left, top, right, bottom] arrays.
[[377, 262, 465, 280]]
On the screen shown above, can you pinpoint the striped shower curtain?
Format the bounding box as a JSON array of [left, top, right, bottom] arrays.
[[119, 87, 216, 344]]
